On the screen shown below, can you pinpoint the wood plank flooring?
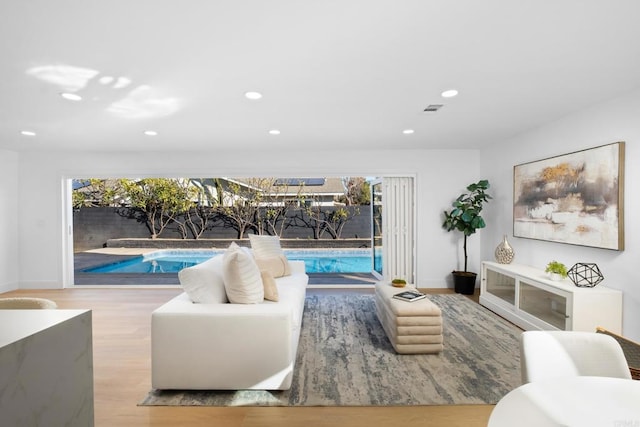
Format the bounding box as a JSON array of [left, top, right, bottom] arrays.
[[1, 287, 492, 427]]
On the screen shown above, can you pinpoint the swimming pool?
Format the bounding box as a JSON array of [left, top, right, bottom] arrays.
[[83, 249, 375, 274]]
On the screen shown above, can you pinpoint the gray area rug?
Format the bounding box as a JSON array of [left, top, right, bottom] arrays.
[[141, 294, 522, 406]]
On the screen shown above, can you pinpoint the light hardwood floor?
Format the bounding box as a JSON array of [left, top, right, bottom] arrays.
[[2, 288, 492, 427]]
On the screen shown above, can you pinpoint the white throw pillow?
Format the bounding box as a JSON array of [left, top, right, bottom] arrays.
[[179, 254, 228, 303], [222, 242, 264, 304], [249, 235, 291, 277], [249, 234, 285, 259]]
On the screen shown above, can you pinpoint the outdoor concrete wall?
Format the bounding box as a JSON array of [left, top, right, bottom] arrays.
[[480, 87, 640, 341], [17, 148, 480, 289], [73, 207, 152, 250], [72, 206, 371, 251], [0, 149, 19, 292]]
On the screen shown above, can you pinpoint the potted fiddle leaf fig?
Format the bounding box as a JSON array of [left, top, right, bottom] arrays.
[[442, 179, 492, 295]]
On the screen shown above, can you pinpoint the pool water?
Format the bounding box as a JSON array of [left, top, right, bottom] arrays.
[[83, 249, 375, 274]]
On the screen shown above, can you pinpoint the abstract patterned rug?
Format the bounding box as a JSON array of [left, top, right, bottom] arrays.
[[140, 293, 522, 406]]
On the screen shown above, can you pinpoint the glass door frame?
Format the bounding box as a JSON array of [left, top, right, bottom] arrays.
[[370, 178, 383, 280]]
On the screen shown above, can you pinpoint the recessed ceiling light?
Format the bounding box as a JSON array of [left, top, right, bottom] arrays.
[[269, 129, 281, 135], [403, 129, 415, 134], [441, 89, 458, 98], [60, 92, 82, 101], [20, 130, 36, 136], [245, 91, 263, 100], [144, 130, 158, 136]]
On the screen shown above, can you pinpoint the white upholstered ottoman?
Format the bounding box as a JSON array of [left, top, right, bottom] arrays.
[[374, 281, 443, 354]]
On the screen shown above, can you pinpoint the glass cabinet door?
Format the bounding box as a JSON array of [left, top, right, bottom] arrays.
[[485, 268, 516, 305], [519, 280, 568, 330]]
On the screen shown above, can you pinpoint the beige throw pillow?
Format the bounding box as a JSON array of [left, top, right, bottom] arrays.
[[249, 234, 291, 277], [261, 270, 279, 302], [255, 255, 291, 278], [222, 242, 264, 304]]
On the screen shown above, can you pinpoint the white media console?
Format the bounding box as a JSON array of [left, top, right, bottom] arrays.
[[480, 261, 622, 333]]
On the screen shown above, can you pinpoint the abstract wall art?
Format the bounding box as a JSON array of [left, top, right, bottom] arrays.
[[513, 142, 624, 250]]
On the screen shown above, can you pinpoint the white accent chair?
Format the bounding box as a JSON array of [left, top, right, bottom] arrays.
[[520, 330, 632, 383], [488, 331, 636, 427]]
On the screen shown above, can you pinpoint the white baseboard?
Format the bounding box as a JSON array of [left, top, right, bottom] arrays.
[[18, 281, 63, 290], [0, 281, 19, 294], [417, 279, 453, 289]]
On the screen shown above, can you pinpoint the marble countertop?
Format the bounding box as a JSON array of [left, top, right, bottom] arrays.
[[0, 309, 90, 347]]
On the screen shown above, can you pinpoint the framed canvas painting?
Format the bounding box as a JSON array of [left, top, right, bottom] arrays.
[[513, 142, 624, 250]]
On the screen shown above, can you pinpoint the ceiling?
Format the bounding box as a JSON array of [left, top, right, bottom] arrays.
[[1, 0, 640, 153]]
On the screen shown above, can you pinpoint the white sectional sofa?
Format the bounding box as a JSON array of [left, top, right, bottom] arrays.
[[151, 247, 308, 391]]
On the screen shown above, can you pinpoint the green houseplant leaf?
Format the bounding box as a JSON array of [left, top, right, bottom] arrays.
[[545, 260, 568, 278], [442, 179, 492, 272]]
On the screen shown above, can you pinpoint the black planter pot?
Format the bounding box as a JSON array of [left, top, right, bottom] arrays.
[[452, 271, 477, 295]]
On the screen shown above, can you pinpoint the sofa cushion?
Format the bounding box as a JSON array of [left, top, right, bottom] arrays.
[[249, 235, 291, 277], [275, 274, 308, 345], [261, 270, 279, 302], [222, 242, 264, 304], [178, 254, 228, 303]]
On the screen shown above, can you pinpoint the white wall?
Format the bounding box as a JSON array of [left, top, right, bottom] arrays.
[[0, 149, 19, 292], [481, 88, 640, 341], [17, 148, 480, 289]]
